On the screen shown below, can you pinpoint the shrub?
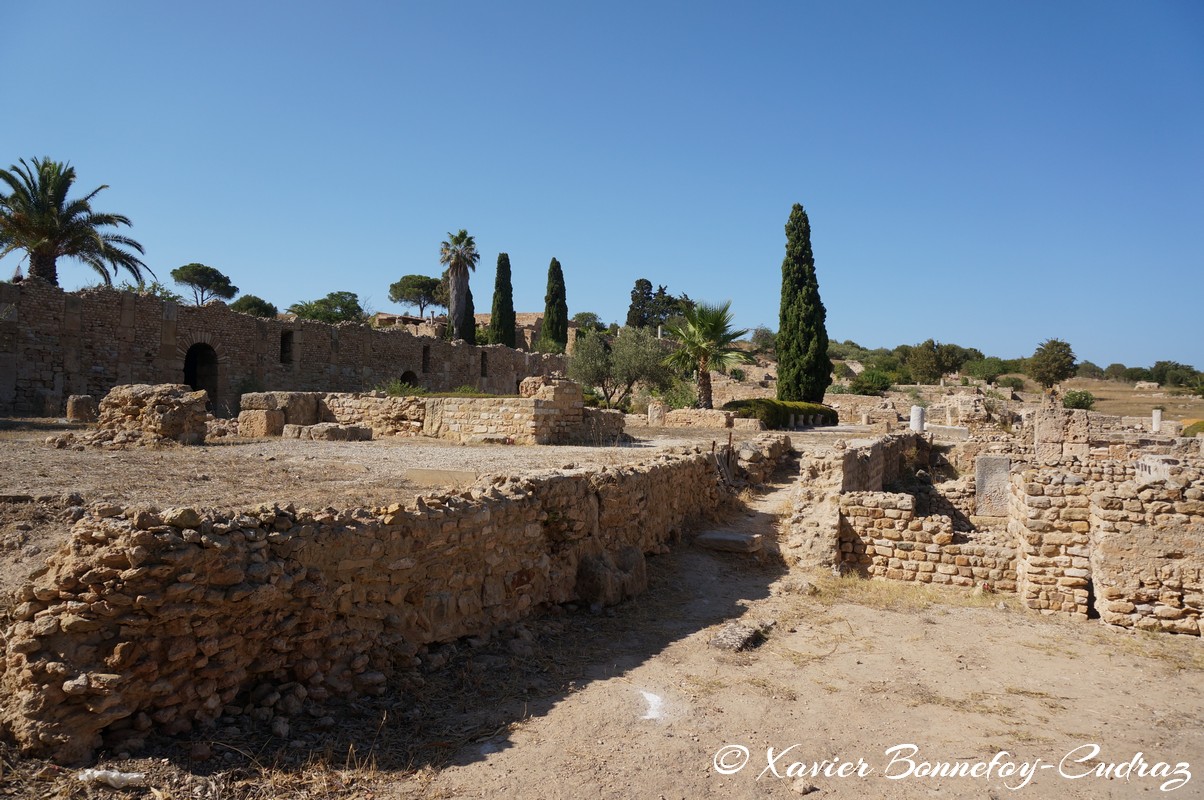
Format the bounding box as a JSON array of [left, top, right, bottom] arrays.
[[849, 369, 892, 396], [1062, 390, 1095, 410], [656, 377, 698, 410], [722, 398, 838, 428], [1181, 420, 1204, 438], [727, 367, 746, 382], [376, 379, 428, 397], [997, 376, 1026, 391]]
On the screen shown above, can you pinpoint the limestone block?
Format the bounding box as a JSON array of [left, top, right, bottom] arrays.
[[66, 394, 98, 423], [975, 455, 1011, 517], [238, 409, 285, 438]]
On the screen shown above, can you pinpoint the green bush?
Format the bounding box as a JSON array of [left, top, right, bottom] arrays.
[[376, 379, 428, 397], [727, 367, 747, 382], [722, 398, 838, 429], [849, 369, 892, 396], [997, 376, 1026, 391], [655, 378, 698, 410], [1062, 390, 1095, 410], [1181, 420, 1204, 438]]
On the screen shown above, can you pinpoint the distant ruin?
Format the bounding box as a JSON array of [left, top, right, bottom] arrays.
[[0, 281, 567, 417]]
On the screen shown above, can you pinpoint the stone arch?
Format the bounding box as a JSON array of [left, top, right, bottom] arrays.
[[183, 343, 219, 406]]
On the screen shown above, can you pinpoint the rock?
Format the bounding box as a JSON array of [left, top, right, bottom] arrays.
[[694, 530, 763, 553], [162, 507, 202, 529], [66, 395, 98, 423], [710, 620, 775, 652]]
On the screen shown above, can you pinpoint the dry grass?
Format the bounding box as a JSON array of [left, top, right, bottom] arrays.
[[803, 570, 1019, 613], [1062, 378, 1204, 419]]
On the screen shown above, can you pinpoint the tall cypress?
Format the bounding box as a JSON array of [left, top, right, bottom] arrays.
[[776, 203, 832, 403], [489, 253, 516, 348], [462, 283, 476, 345], [539, 257, 568, 353]]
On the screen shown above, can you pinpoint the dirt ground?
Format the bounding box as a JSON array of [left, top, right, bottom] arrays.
[[1, 427, 1202, 799]]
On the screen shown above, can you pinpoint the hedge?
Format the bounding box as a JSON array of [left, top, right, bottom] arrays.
[[722, 398, 838, 428]]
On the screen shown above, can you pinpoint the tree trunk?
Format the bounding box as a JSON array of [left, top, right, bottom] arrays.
[[448, 266, 468, 340], [698, 368, 713, 409], [28, 252, 59, 286]]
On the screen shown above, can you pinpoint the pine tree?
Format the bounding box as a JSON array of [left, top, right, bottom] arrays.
[[538, 257, 568, 352], [489, 253, 516, 348], [776, 203, 832, 403]]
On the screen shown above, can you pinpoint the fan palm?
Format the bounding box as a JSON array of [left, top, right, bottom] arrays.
[[439, 229, 480, 341], [0, 157, 148, 286], [663, 300, 753, 409]]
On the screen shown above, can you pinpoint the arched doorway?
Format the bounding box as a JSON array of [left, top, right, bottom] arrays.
[[400, 370, 418, 385], [184, 343, 219, 406]]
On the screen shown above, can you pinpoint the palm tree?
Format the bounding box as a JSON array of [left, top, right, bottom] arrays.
[[664, 300, 753, 409], [439, 229, 480, 341], [0, 157, 148, 286]]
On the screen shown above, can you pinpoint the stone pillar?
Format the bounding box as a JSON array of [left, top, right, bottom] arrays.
[[859, 412, 870, 426], [647, 400, 666, 426], [909, 405, 926, 433], [945, 406, 954, 426], [1152, 408, 1162, 433]]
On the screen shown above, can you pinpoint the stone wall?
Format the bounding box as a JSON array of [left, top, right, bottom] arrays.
[[238, 382, 622, 445], [0, 441, 779, 763], [837, 434, 931, 492], [838, 492, 1017, 591], [0, 281, 566, 416]]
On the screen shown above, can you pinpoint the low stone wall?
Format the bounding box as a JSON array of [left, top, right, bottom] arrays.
[[663, 409, 735, 428], [838, 492, 1017, 591], [0, 442, 765, 763], [237, 381, 617, 445], [838, 433, 931, 492]]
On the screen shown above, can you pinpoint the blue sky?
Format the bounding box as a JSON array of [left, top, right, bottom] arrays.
[[4, 1, 1201, 367]]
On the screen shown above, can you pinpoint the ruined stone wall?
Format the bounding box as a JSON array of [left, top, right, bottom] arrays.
[[663, 409, 735, 428], [1008, 462, 1135, 620], [838, 492, 1017, 591], [1089, 467, 1204, 635], [0, 446, 744, 763], [838, 434, 931, 492], [319, 393, 427, 437], [0, 281, 566, 416]]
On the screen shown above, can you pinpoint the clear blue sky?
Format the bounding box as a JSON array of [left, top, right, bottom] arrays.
[[4, 1, 1201, 368]]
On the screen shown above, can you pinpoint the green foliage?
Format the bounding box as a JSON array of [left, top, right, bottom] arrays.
[[572, 311, 606, 333], [1062, 390, 1096, 410], [489, 253, 516, 348], [849, 368, 893, 396], [997, 376, 1026, 391], [654, 376, 698, 410], [1026, 338, 1077, 387], [229, 294, 278, 318], [1182, 421, 1204, 438], [832, 362, 855, 380], [376, 379, 428, 396], [722, 398, 838, 429], [776, 203, 832, 403], [906, 339, 944, 384], [118, 279, 184, 304], [1150, 360, 1198, 387], [1076, 360, 1105, 380], [538, 257, 568, 352], [0, 157, 148, 286], [288, 291, 365, 324], [626, 279, 694, 330], [750, 325, 776, 355], [1104, 363, 1128, 381], [727, 367, 746, 382], [440, 229, 480, 341], [569, 327, 672, 409], [1123, 366, 1153, 383], [388, 274, 442, 317], [664, 300, 752, 409], [963, 356, 1007, 383], [170, 263, 238, 305]]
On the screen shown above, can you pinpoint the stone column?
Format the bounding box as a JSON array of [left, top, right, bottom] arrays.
[[909, 405, 926, 433], [859, 412, 869, 426], [1152, 408, 1162, 433]]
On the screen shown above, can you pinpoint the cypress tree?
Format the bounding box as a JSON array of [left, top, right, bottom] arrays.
[[489, 253, 516, 348], [539, 257, 568, 352], [776, 203, 832, 403]]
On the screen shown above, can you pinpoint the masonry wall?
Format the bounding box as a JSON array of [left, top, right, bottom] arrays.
[[0, 443, 766, 763], [0, 282, 567, 416], [838, 492, 1017, 591]]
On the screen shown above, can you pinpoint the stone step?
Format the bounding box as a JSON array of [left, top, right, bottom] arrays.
[[694, 529, 763, 553]]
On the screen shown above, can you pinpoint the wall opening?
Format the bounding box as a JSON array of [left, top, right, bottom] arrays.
[[421, 345, 431, 373], [184, 343, 219, 406], [480, 352, 488, 378], [400, 370, 418, 385], [280, 331, 294, 364]]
